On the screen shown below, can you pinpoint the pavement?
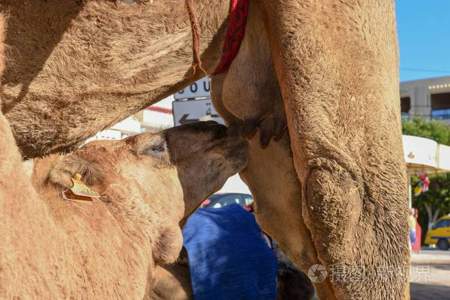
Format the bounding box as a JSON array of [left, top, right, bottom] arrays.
[[410, 249, 450, 300]]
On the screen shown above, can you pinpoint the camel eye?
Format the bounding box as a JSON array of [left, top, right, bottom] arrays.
[[135, 134, 170, 161], [142, 139, 168, 159], [150, 143, 165, 153]]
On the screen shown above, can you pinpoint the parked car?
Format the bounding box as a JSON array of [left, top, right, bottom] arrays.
[[424, 215, 450, 250], [202, 193, 253, 209]]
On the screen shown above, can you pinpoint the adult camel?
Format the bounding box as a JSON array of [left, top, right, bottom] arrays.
[[0, 1, 408, 299]]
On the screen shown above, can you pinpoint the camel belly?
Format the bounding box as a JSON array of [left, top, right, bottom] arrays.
[[2, 0, 193, 98], [1, 0, 229, 157]]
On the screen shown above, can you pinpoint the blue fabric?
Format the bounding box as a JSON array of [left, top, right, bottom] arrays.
[[409, 229, 417, 245], [183, 204, 277, 300]]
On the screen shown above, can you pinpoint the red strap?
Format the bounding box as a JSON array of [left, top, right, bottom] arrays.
[[212, 0, 250, 75]]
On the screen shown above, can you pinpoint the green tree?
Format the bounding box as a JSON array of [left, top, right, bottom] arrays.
[[410, 174, 450, 229], [402, 118, 450, 234], [403, 118, 450, 145]]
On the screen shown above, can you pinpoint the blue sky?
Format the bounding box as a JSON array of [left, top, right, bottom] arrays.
[[397, 0, 450, 82]]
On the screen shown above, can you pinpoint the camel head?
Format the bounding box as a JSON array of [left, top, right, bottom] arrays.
[[39, 121, 247, 264], [123, 120, 249, 217]]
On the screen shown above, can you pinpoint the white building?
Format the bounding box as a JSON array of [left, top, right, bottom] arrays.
[[401, 76, 450, 121]]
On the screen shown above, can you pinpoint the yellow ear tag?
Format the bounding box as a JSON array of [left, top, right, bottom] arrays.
[[62, 173, 100, 202]]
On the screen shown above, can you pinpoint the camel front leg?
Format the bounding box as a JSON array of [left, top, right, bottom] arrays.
[[261, 0, 409, 299]]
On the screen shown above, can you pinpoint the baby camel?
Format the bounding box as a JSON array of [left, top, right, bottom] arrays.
[[0, 121, 247, 299]]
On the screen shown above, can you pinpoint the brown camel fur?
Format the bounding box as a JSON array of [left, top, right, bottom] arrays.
[[150, 249, 193, 300], [212, 1, 409, 299], [0, 121, 247, 299], [0, 13, 4, 81], [1, 0, 230, 157], [0, 1, 408, 298]]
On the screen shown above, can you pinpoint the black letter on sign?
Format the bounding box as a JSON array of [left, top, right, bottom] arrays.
[[203, 80, 211, 92], [190, 83, 198, 93]]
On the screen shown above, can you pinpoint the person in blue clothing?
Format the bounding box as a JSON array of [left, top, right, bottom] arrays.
[[183, 204, 278, 300]]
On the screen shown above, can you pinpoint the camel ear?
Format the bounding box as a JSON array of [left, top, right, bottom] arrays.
[[48, 155, 102, 188], [152, 224, 183, 264]]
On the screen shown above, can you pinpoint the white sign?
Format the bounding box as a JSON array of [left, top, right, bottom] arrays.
[[175, 77, 211, 99], [172, 99, 224, 126]]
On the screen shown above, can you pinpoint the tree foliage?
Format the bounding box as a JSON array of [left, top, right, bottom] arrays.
[[402, 118, 450, 145], [402, 118, 450, 237], [410, 174, 450, 228]]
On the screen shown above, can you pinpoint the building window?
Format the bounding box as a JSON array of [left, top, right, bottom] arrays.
[[401, 97, 411, 119], [431, 92, 450, 120]]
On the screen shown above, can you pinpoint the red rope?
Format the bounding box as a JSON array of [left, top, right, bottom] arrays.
[[185, 0, 249, 76], [213, 0, 250, 75]]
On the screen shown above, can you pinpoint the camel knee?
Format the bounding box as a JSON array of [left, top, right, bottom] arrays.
[[303, 161, 363, 264]]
